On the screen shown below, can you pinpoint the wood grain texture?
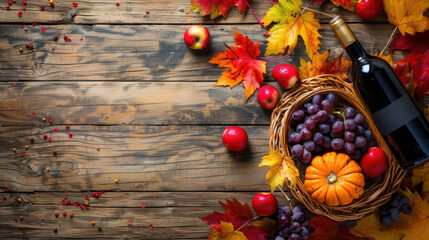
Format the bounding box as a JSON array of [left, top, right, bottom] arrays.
[[0, 24, 399, 81], [0, 125, 273, 192], [0, 0, 388, 25], [0, 191, 301, 239], [0, 82, 278, 126]]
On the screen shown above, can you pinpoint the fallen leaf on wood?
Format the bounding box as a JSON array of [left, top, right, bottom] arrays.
[[188, 0, 248, 19], [210, 29, 266, 102], [261, 0, 322, 58], [352, 209, 404, 240], [259, 150, 299, 192], [208, 221, 248, 240], [412, 160, 429, 194], [299, 50, 352, 80], [308, 215, 361, 240], [383, 0, 429, 36]]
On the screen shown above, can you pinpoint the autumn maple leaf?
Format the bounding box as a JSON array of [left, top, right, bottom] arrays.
[[261, 0, 322, 58], [210, 29, 266, 102], [352, 209, 404, 240], [390, 31, 429, 100], [208, 221, 247, 240], [308, 215, 361, 240], [259, 150, 299, 192], [330, 0, 357, 12], [385, 188, 429, 240], [299, 50, 352, 80], [188, 0, 248, 19], [383, 0, 429, 36], [201, 198, 276, 240], [412, 160, 429, 194]]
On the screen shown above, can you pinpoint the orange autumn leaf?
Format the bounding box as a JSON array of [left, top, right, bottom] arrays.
[[412, 160, 429, 193], [261, 0, 322, 58], [208, 221, 248, 240], [330, 0, 357, 12], [383, 0, 429, 36], [352, 209, 404, 240], [209, 29, 266, 102], [187, 0, 248, 19], [299, 50, 352, 80], [374, 51, 394, 68]]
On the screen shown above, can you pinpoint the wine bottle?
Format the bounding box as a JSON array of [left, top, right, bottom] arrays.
[[330, 16, 429, 169]]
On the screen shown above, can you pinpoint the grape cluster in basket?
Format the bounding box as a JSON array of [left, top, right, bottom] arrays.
[[380, 192, 412, 226], [288, 93, 375, 163], [275, 206, 310, 240]]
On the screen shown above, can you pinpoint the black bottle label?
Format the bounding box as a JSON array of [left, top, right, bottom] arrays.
[[371, 94, 420, 136]]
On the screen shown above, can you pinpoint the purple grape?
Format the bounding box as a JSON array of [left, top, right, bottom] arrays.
[[319, 123, 331, 134], [355, 136, 367, 148], [345, 142, 356, 154], [389, 198, 400, 208], [304, 118, 316, 131], [292, 206, 301, 214], [302, 103, 312, 114], [364, 130, 372, 141], [292, 211, 305, 223], [300, 149, 312, 163], [292, 110, 305, 122], [280, 228, 290, 238], [308, 104, 321, 115], [300, 128, 313, 141], [389, 208, 400, 222], [326, 93, 338, 106], [278, 213, 291, 227], [315, 110, 329, 123], [400, 195, 410, 205], [401, 204, 412, 215], [345, 119, 357, 131], [275, 236, 286, 240], [282, 206, 292, 215], [312, 94, 323, 105], [331, 138, 345, 150], [291, 144, 304, 157], [288, 132, 302, 144], [350, 149, 361, 160], [380, 205, 389, 215], [344, 131, 356, 142], [332, 121, 344, 133], [356, 125, 365, 136], [289, 222, 302, 233], [381, 215, 391, 226], [296, 123, 305, 133], [322, 136, 332, 149], [289, 234, 302, 240], [344, 107, 357, 119], [313, 132, 324, 145], [321, 99, 334, 112], [300, 227, 310, 240], [304, 141, 316, 152], [328, 114, 336, 124], [330, 130, 343, 139], [354, 114, 364, 125]]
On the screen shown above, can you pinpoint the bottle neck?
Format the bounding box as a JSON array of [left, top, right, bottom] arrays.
[[345, 41, 368, 61]]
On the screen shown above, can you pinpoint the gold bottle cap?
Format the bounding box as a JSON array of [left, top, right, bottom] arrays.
[[330, 16, 357, 47]]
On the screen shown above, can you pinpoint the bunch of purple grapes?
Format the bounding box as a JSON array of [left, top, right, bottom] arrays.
[[379, 193, 412, 225], [288, 93, 375, 163], [274, 206, 310, 240]]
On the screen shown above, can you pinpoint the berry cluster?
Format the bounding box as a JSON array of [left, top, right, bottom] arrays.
[[275, 206, 310, 240], [380, 193, 412, 225], [288, 93, 375, 163]]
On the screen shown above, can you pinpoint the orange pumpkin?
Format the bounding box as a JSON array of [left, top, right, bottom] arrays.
[[304, 152, 365, 206]]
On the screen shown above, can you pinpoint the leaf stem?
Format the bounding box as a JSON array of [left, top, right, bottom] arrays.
[[301, 0, 312, 14], [234, 216, 259, 232], [300, 6, 335, 18], [343, 221, 376, 240], [243, 0, 264, 28], [381, 26, 398, 55], [277, 186, 293, 210]]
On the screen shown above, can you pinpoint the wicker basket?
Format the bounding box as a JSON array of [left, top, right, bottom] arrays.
[[270, 74, 406, 221]]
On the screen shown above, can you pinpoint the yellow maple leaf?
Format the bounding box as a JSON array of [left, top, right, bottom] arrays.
[[352, 209, 404, 240], [383, 0, 429, 36], [385, 188, 429, 240], [374, 51, 394, 68], [259, 150, 299, 192], [208, 221, 248, 240], [412, 160, 429, 193], [261, 0, 322, 58], [330, 0, 358, 12], [299, 50, 352, 80]]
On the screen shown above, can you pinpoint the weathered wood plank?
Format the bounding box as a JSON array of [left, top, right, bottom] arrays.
[[0, 0, 387, 25], [0, 24, 398, 81], [0, 192, 301, 239], [0, 82, 279, 126], [0, 125, 273, 192]]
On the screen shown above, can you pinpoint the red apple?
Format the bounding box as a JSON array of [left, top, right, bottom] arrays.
[[272, 64, 300, 89], [355, 0, 384, 20], [257, 85, 279, 109], [360, 147, 388, 178], [252, 193, 278, 216], [222, 127, 248, 152], [184, 25, 210, 50]]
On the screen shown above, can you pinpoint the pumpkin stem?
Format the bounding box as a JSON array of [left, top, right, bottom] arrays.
[[327, 172, 338, 184]]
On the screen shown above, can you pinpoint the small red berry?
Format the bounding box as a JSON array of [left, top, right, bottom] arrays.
[[2, 195, 5, 200], [50, 3, 54, 7], [6, 6, 10, 10], [41, 27, 45, 33], [153, 194, 157, 198], [65, 126, 70, 130], [54, 127, 58, 131], [64, 36, 68, 40], [73, 2, 78, 7], [15, 219, 18, 222], [21, 25, 24, 28], [116, 2, 120, 6], [18, 11, 22, 17], [48, 138, 52, 142], [80, 38, 83, 41], [70, 213, 73, 218], [30, 137, 34, 142], [8, 1, 12, 5], [4, 187, 8, 192], [32, 23, 37, 26], [53, 150, 57, 156], [21, 228, 25, 233], [55, 213, 59, 217], [26, 43, 30, 48], [63, 212, 67, 217], [128, 220, 132, 226], [48, 118, 52, 123], [41, 5, 45, 10], [145, 10, 149, 14], [29, 45, 33, 49], [21, 152, 25, 156], [43, 134, 47, 138], [141, 204, 145, 208], [85, 206, 89, 210], [69, 134, 73, 138], [13, 83, 16, 86], [32, 112, 36, 116], [84, 195, 89, 200], [149, 224, 153, 228], [62, 200, 65, 205], [22, 7, 26, 11], [54, 36, 58, 41], [22, 0, 26, 5], [20, 65, 23, 68], [54, 228, 57, 233], [67, 38, 72, 42]]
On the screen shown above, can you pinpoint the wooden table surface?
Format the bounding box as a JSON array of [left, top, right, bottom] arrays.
[[0, 0, 414, 239]]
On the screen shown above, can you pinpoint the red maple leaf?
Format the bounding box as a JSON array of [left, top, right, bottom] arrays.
[[188, 0, 249, 19], [390, 30, 429, 100], [201, 198, 273, 240], [209, 29, 266, 102], [308, 215, 361, 240]]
